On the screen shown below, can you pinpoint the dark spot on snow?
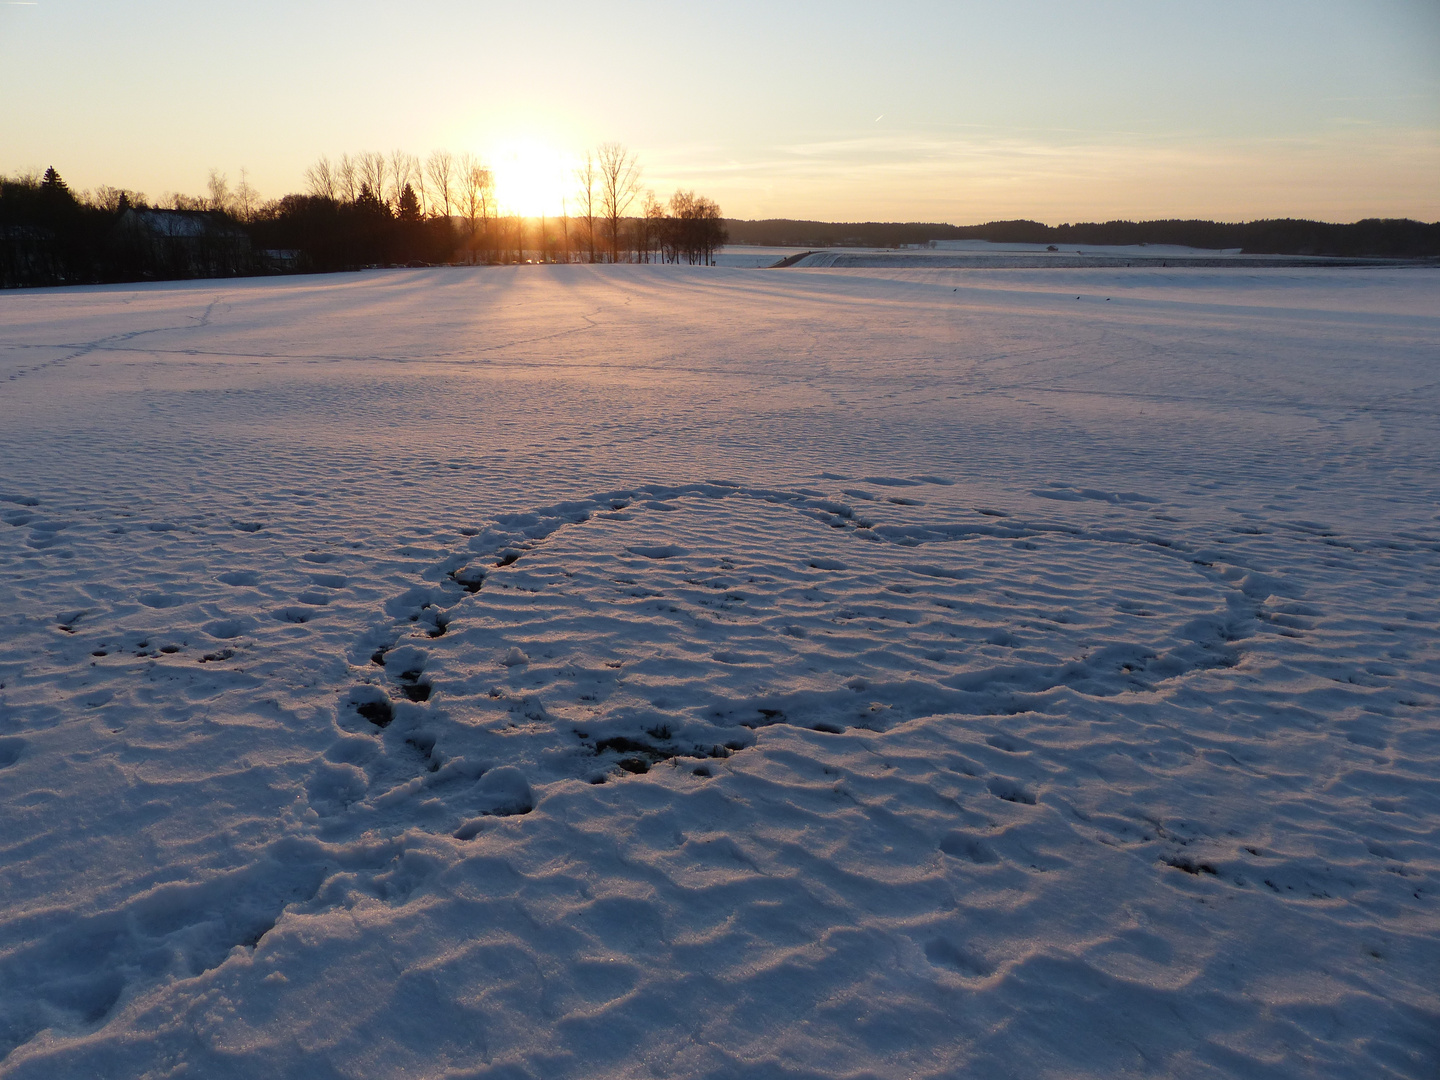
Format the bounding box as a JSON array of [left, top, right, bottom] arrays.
[[861, 476, 923, 487], [617, 757, 650, 774], [925, 938, 994, 977], [395, 667, 431, 701], [92, 650, 107, 657], [745, 708, 784, 728], [160, 645, 180, 654], [812, 723, 845, 734], [231, 520, 263, 532], [495, 550, 520, 567], [628, 544, 687, 560], [199, 648, 234, 663], [450, 567, 487, 593], [355, 699, 394, 728], [987, 779, 1036, 805], [940, 832, 1000, 865], [693, 766, 712, 777], [370, 648, 388, 666], [1165, 857, 1218, 876]]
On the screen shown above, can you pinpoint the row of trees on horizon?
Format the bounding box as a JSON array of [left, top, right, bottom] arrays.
[[4, 156, 1437, 288], [292, 143, 726, 268], [726, 216, 1440, 259], [0, 144, 729, 287]]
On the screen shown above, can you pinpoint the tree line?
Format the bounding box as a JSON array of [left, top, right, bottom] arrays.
[[285, 144, 725, 268], [1, 144, 728, 287], [725, 217, 1440, 259]]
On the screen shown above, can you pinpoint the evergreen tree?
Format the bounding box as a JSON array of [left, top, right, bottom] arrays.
[[41, 166, 70, 195], [397, 183, 422, 223], [354, 182, 391, 220]]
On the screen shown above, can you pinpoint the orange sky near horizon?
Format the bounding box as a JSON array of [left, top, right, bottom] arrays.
[[1, 0, 1436, 224]]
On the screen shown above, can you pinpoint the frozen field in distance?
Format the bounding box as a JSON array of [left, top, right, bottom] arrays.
[[0, 262, 1437, 1078]]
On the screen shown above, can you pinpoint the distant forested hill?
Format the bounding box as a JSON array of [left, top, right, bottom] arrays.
[[724, 217, 1440, 258]]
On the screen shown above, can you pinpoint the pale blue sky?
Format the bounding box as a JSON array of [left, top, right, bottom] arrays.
[[2, 0, 1436, 221]]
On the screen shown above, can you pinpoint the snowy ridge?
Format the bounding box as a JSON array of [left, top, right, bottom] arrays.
[[0, 265, 1437, 1077]]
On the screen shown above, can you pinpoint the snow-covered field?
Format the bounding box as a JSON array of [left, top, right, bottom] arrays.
[[1, 263, 1437, 1078]]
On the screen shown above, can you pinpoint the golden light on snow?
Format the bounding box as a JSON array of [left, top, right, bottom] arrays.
[[490, 141, 572, 217]]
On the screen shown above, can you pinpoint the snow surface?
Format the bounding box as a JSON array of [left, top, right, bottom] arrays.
[[712, 247, 809, 269], [0, 263, 1438, 1078]]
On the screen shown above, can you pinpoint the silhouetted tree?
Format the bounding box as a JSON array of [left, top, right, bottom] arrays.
[[40, 166, 71, 198], [597, 143, 639, 263], [426, 151, 455, 221], [636, 189, 665, 263], [458, 154, 494, 262], [337, 154, 359, 203], [397, 183, 422, 222], [358, 153, 387, 207], [305, 156, 337, 201], [389, 150, 416, 214], [233, 169, 258, 223], [574, 152, 597, 263], [663, 190, 726, 265], [207, 169, 230, 213]]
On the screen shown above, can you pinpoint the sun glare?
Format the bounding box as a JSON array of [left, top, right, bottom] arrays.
[[491, 142, 571, 217]]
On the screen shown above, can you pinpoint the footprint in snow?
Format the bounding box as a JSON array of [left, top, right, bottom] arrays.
[[626, 544, 686, 559]]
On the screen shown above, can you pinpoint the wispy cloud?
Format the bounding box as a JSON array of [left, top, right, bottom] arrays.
[[640, 125, 1440, 224]]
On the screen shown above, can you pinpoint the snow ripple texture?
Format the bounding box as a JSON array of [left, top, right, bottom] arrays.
[[0, 264, 1437, 1078]]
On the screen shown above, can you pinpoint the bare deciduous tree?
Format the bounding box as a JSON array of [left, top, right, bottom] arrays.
[[663, 190, 726, 265], [389, 150, 415, 215], [358, 152, 387, 207], [638, 189, 665, 263], [234, 168, 258, 222], [426, 151, 456, 221], [410, 156, 430, 217], [90, 185, 147, 212], [597, 143, 640, 263], [574, 152, 597, 264], [457, 154, 494, 261], [206, 169, 230, 213], [305, 156, 337, 201], [337, 154, 359, 203]]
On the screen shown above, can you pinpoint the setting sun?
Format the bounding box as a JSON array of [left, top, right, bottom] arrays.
[[490, 141, 572, 217]]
